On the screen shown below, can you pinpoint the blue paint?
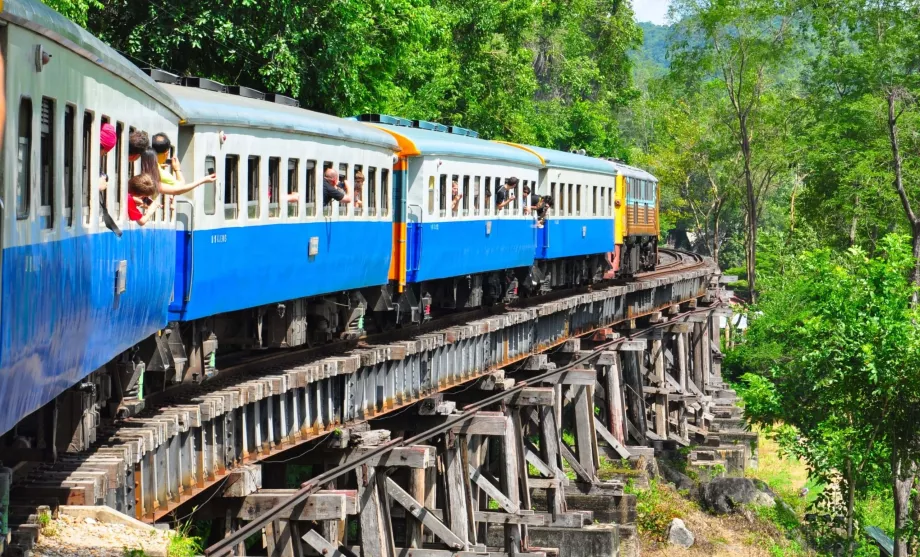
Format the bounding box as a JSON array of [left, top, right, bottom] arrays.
[[0, 228, 175, 436], [169, 220, 393, 321], [407, 218, 536, 283], [536, 218, 615, 260]]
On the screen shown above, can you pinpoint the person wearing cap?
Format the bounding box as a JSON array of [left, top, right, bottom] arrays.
[[496, 177, 518, 211], [98, 123, 117, 192]]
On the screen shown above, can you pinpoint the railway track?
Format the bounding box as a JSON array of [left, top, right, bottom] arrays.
[[3, 250, 721, 556]]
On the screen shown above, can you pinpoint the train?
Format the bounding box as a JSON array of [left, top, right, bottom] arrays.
[[0, 0, 659, 453]]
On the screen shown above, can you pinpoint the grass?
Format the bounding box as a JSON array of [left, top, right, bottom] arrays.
[[167, 520, 203, 557], [123, 549, 148, 557], [597, 455, 641, 480], [746, 427, 823, 516], [626, 478, 698, 540]]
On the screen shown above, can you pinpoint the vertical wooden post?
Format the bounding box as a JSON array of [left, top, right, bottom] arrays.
[[652, 338, 668, 438], [701, 318, 712, 388], [677, 333, 689, 440], [499, 415, 522, 555], [511, 410, 531, 546], [407, 467, 426, 548], [442, 437, 471, 549], [604, 354, 626, 445], [573, 385, 599, 477], [357, 466, 391, 557], [691, 323, 704, 390], [538, 405, 566, 518]]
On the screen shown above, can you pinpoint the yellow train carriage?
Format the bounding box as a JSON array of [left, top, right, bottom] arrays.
[[611, 162, 659, 276]]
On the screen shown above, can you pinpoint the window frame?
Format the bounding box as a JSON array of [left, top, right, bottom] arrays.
[[224, 154, 240, 220], [16, 96, 33, 220], [203, 155, 217, 215], [39, 97, 55, 229]]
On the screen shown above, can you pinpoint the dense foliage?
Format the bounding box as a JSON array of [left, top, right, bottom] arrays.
[[60, 0, 643, 157]]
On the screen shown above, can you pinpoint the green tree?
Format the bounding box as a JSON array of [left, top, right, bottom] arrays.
[[730, 235, 920, 556], [669, 0, 799, 301]]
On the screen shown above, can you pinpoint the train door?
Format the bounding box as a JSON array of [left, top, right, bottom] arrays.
[[171, 127, 197, 309], [0, 27, 5, 347]]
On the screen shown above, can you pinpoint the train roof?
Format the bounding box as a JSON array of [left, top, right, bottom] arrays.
[[163, 84, 400, 151], [609, 161, 658, 182], [496, 143, 617, 176], [369, 124, 543, 168], [1, 0, 184, 117]]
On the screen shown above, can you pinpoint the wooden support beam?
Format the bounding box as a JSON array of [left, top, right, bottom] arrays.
[[592, 416, 631, 460], [385, 477, 466, 550], [508, 388, 555, 407], [572, 386, 599, 477], [559, 442, 594, 484], [450, 413, 509, 436], [468, 464, 519, 513], [652, 338, 668, 438], [442, 439, 471, 547], [614, 340, 646, 352], [602, 355, 626, 446], [474, 511, 547, 525], [522, 441, 554, 478], [302, 529, 346, 557], [237, 490, 356, 521], [538, 406, 565, 519], [357, 466, 392, 557]]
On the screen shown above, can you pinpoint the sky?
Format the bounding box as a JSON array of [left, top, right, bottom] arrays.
[[633, 0, 672, 25]]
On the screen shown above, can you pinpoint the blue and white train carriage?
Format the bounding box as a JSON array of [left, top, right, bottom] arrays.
[[0, 0, 182, 441], [154, 82, 400, 378]]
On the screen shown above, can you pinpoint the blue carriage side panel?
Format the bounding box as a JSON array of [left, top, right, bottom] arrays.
[[536, 218, 615, 260], [0, 227, 175, 437], [169, 221, 392, 321]]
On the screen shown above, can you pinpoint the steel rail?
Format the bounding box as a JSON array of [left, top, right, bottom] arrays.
[[204, 301, 723, 556]]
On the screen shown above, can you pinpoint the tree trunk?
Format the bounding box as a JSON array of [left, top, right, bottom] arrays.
[[845, 457, 855, 557], [887, 92, 920, 294], [739, 112, 758, 303], [892, 446, 914, 557], [849, 194, 859, 247]]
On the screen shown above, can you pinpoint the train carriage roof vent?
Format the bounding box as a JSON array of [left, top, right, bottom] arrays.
[[448, 125, 475, 137], [265, 93, 299, 107], [355, 114, 413, 127], [412, 120, 448, 133], [182, 76, 226, 93], [228, 85, 265, 100], [143, 68, 181, 85]]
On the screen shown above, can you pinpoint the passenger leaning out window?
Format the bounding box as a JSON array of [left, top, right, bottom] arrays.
[[98, 123, 117, 192], [496, 177, 518, 211], [129, 131, 149, 163], [354, 171, 365, 209], [451, 181, 462, 215], [523, 184, 539, 215], [151, 132, 216, 195], [322, 168, 351, 206], [127, 174, 161, 226]]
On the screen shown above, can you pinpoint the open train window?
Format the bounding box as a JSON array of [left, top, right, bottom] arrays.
[[268, 157, 280, 218], [323, 161, 334, 216], [203, 156, 216, 215], [450, 174, 459, 217], [353, 164, 364, 217], [82, 111, 93, 224], [224, 155, 239, 220], [575, 184, 582, 216], [484, 177, 492, 216], [473, 176, 481, 216], [99, 116, 111, 222], [64, 105, 75, 226], [287, 159, 299, 218], [550, 182, 557, 217], [247, 156, 261, 219], [367, 166, 377, 216], [380, 169, 390, 216], [113, 122, 124, 219], [39, 98, 54, 229], [439, 174, 447, 217], [305, 160, 316, 217], [16, 98, 33, 220], [338, 163, 348, 216], [462, 176, 470, 216]]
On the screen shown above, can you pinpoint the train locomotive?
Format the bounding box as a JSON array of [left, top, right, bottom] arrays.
[[0, 0, 660, 453]]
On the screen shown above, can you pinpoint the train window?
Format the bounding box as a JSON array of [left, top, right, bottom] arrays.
[[550, 182, 557, 217], [64, 105, 75, 226], [462, 176, 470, 216], [204, 156, 217, 215], [565, 184, 572, 215], [598, 187, 604, 217], [473, 176, 481, 216], [305, 160, 316, 217], [323, 161, 334, 216], [225, 155, 239, 220], [82, 111, 93, 224], [268, 157, 281, 218], [248, 156, 261, 219], [381, 169, 390, 216], [450, 174, 459, 217], [367, 166, 377, 216], [575, 185, 582, 216], [287, 159, 299, 218], [353, 164, 364, 217], [100, 116, 111, 221], [113, 122, 125, 219], [338, 163, 349, 216], [592, 186, 598, 216], [439, 174, 447, 217], [428, 176, 436, 215], [557, 183, 564, 216], [16, 98, 33, 220], [39, 98, 54, 229], [484, 177, 492, 216]]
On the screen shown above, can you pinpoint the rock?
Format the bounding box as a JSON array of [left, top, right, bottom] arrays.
[[702, 477, 776, 514], [84, 517, 97, 525], [668, 518, 695, 548], [659, 459, 697, 492]]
